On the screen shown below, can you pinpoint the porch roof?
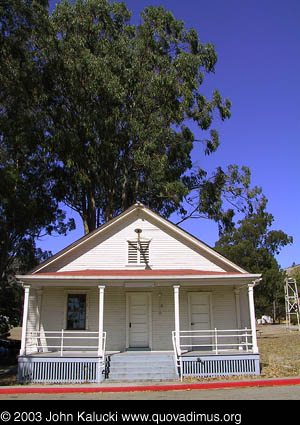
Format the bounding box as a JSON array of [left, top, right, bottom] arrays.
[[17, 268, 261, 285]]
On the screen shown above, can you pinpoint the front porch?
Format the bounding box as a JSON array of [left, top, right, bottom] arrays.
[[18, 325, 260, 383], [18, 350, 260, 384], [18, 279, 261, 383]]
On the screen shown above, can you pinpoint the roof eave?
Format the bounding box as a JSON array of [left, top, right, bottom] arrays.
[[17, 273, 262, 283]]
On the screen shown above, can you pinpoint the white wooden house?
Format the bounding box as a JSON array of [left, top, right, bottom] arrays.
[[17, 202, 261, 383]]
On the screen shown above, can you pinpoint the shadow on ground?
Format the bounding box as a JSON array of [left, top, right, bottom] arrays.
[[0, 359, 18, 386]]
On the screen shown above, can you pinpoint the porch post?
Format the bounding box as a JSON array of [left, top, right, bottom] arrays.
[[20, 284, 31, 356], [248, 283, 259, 353], [98, 285, 105, 357], [173, 285, 181, 355]]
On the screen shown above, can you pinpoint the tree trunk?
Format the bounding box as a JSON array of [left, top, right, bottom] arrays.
[[273, 300, 276, 324], [87, 190, 96, 233], [82, 190, 96, 234], [132, 172, 140, 205], [121, 163, 128, 211], [83, 218, 90, 235]]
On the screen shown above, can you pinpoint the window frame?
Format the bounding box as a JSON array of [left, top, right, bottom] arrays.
[[64, 290, 90, 330]]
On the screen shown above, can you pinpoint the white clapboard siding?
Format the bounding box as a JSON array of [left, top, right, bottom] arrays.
[[239, 286, 251, 329], [41, 214, 225, 273], [25, 285, 247, 353]]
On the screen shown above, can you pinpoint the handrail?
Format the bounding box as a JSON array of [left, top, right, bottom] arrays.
[[171, 331, 183, 381], [172, 328, 253, 355], [29, 330, 107, 358], [101, 332, 107, 361]]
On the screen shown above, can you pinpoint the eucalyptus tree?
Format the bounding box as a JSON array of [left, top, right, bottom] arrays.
[[0, 0, 74, 335], [43, 0, 233, 234], [0, 0, 265, 332]]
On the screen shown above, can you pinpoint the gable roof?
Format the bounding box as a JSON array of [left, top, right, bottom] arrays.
[[30, 202, 248, 275]]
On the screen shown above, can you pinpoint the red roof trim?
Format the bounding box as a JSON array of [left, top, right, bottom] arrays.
[[35, 269, 243, 277]]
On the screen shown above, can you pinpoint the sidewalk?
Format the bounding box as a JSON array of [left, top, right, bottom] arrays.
[[1, 376, 300, 395]]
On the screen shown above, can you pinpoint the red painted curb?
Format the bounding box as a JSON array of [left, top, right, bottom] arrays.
[[1, 378, 300, 395]]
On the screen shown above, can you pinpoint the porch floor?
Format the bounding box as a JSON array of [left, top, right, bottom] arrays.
[[21, 350, 174, 358], [21, 348, 256, 358], [181, 349, 256, 357]]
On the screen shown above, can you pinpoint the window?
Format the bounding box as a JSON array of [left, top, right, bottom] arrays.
[[66, 294, 86, 330], [128, 241, 150, 264]]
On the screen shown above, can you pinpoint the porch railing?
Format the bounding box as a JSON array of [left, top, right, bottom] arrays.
[[28, 330, 107, 358], [171, 330, 183, 380], [172, 328, 253, 355]]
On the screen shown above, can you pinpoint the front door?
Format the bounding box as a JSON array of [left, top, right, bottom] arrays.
[[188, 292, 212, 350], [127, 293, 151, 349]]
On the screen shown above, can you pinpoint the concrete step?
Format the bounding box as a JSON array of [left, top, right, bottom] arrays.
[[109, 359, 174, 366], [106, 352, 178, 382], [109, 364, 174, 373], [108, 372, 178, 382], [108, 355, 174, 363]]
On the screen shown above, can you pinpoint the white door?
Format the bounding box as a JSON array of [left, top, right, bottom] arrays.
[[188, 293, 212, 350], [128, 293, 150, 348]]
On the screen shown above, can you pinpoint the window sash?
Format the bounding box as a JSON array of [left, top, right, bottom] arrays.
[[66, 294, 86, 330]]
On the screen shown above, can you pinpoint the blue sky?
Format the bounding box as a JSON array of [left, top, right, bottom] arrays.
[[43, 0, 300, 269]]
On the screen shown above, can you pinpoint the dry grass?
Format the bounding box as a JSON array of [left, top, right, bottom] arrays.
[[184, 325, 300, 383], [258, 325, 300, 378], [1, 325, 300, 386]]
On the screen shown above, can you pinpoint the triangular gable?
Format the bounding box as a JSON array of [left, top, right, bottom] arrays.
[[31, 203, 247, 275]]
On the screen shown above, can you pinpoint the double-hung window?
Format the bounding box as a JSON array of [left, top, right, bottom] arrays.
[[66, 294, 86, 330]]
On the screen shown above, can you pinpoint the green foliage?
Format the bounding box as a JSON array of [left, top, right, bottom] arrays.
[[38, 0, 232, 233], [2, 0, 257, 239], [0, 0, 274, 331], [0, 0, 74, 335], [215, 198, 293, 319], [177, 165, 264, 230]]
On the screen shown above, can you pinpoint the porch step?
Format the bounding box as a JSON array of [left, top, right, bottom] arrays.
[[106, 352, 178, 382]]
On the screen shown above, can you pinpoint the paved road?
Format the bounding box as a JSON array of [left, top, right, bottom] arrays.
[[1, 384, 300, 400]]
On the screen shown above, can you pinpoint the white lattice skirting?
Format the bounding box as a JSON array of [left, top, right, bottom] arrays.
[[181, 354, 260, 377], [18, 357, 105, 384], [18, 353, 260, 383]]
